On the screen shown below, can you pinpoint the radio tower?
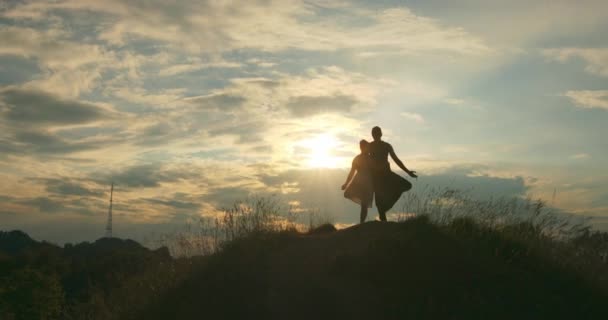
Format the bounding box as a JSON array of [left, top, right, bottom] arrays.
[[105, 182, 114, 238]]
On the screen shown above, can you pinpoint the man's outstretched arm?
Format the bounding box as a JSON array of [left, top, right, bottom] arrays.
[[389, 145, 418, 178]]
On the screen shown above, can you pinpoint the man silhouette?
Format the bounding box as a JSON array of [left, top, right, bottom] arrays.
[[368, 126, 417, 221]]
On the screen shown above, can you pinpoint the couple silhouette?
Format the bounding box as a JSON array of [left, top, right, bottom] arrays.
[[342, 126, 418, 223]]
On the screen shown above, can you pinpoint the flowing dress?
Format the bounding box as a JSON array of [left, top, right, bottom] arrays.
[[368, 140, 412, 213], [343, 154, 374, 208]]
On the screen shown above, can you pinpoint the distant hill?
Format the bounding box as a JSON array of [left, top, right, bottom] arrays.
[[2, 216, 608, 319], [0, 230, 44, 254], [0, 230, 164, 256], [0, 230, 173, 319]]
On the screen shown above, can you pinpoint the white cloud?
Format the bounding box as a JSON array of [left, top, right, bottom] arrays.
[[246, 59, 277, 68], [106, 87, 186, 107], [158, 60, 241, 77], [400, 112, 425, 123], [2, 1, 489, 55], [570, 153, 591, 160], [0, 26, 169, 97], [544, 48, 608, 77], [563, 90, 608, 110], [224, 6, 490, 55], [0, 26, 110, 69], [444, 98, 466, 105]]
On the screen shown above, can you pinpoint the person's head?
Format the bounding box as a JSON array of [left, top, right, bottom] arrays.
[[359, 139, 369, 153], [371, 126, 382, 141]]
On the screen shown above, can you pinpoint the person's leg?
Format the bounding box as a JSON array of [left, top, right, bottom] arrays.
[[378, 208, 387, 222], [360, 203, 368, 224]]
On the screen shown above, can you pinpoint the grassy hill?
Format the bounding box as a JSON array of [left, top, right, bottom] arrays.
[[142, 216, 608, 320], [2, 213, 608, 319]]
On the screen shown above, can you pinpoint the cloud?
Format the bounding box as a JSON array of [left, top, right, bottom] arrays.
[[133, 122, 177, 147], [0, 87, 124, 157], [0, 87, 113, 126], [13, 130, 101, 154], [155, 66, 385, 148], [2, 1, 489, 55], [207, 121, 265, 144], [35, 178, 104, 197], [0, 26, 117, 97], [19, 197, 65, 213], [0, 129, 121, 157], [3, 197, 102, 224], [224, 6, 490, 54], [249, 145, 273, 153], [142, 198, 201, 211], [570, 153, 591, 160], [103, 163, 204, 188], [104, 164, 173, 188], [0, 26, 109, 70], [158, 60, 241, 76], [417, 172, 528, 201], [228, 66, 384, 118], [544, 48, 608, 77], [246, 59, 277, 68], [286, 94, 359, 117], [200, 186, 259, 208], [563, 90, 608, 110], [105, 86, 185, 108], [185, 93, 247, 111], [400, 112, 425, 123]]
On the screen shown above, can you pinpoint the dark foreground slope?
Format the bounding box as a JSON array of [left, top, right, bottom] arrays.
[[141, 218, 608, 320]]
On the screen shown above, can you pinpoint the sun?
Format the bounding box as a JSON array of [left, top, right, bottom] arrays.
[[298, 134, 342, 168]]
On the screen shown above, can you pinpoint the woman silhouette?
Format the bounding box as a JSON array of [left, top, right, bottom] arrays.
[[342, 140, 374, 224], [368, 126, 417, 221]]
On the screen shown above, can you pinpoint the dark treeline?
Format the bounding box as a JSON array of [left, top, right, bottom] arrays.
[[0, 230, 197, 319]]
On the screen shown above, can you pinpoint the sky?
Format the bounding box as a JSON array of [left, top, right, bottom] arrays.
[[1, 0, 607, 244]]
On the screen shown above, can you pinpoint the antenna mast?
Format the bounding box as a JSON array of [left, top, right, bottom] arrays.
[[105, 182, 114, 238]]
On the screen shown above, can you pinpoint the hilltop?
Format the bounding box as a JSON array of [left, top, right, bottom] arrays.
[[2, 216, 608, 319], [142, 217, 608, 320]]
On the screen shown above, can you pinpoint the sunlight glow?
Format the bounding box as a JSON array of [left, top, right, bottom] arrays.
[[298, 133, 342, 168]]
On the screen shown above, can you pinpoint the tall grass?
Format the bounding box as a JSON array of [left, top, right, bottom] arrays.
[[397, 187, 590, 239], [393, 187, 608, 291], [153, 196, 332, 257], [153, 187, 606, 270]]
